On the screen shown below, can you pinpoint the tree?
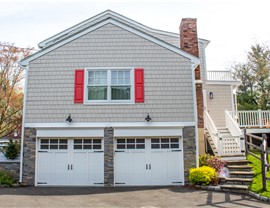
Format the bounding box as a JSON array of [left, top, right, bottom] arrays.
[[0, 43, 33, 138], [232, 43, 270, 110], [3, 139, 19, 159]]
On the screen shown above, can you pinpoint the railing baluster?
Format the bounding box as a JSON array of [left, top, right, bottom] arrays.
[[228, 110, 270, 128], [207, 71, 234, 81]]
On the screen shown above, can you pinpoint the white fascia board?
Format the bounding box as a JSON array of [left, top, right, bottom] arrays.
[[38, 10, 111, 48], [24, 122, 195, 129], [38, 10, 209, 48], [20, 19, 200, 68], [205, 80, 242, 86]]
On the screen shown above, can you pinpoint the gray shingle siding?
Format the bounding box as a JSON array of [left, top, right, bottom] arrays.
[[43, 14, 181, 49], [26, 23, 194, 123]]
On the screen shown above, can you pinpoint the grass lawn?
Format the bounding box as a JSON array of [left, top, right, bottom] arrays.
[[247, 153, 270, 198]]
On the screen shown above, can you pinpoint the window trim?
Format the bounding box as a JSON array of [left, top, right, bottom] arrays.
[[84, 67, 134, 105]]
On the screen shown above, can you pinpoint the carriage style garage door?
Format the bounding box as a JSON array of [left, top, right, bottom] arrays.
[[36, 138, 104, 186], [114, 138, 183, 186]]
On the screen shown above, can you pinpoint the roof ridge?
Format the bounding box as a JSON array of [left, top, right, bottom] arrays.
[[38, 10, 209, 48]]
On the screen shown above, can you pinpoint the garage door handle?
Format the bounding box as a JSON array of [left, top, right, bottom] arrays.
[[68, 164, 70, 170], [146, 164, 148, 169], [71, 164, 73, 170], [149, 164, 151, 170]]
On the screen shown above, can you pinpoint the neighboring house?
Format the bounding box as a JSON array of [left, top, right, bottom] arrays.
[[19, 10, 224, 187]]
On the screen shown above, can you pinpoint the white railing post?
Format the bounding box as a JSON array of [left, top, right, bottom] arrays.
[[240, 135, 245, 154], [218, 133, 222, 156], [258, 109, 262, 128]]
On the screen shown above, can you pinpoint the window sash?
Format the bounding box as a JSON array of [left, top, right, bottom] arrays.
[[86, 69, 132, 102]]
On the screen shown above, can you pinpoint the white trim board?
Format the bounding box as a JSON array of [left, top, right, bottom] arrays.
[[114, 128, 182, 137], [38, 10, 210, 48], [20, 19, 200, 68], [37, 129, 104, 137], [205, 80, 241, 86], [24, 122, 196, 129]]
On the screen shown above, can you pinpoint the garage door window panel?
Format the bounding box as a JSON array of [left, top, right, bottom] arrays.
[[151, 138, 179, 149], [116, 138, 145, 149], [40, 139, 68, 150], [73, 139, 102, 150]]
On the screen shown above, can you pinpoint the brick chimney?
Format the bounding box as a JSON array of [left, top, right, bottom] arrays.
[[180, 18, 204, 129]]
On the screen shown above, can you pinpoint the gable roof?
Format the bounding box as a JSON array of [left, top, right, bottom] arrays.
[[38, 10, 209, 49], [20, 10, 201, 67]]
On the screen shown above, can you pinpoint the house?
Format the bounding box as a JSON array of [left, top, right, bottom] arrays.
[[19, 10, 236, 187]]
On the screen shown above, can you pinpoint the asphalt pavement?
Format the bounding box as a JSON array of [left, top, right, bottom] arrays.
[[0, 186, 269, 208]]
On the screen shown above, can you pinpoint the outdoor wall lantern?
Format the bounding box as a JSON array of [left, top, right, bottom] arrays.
[[66, 114, 73, 123], [209, 92, 214, 99], [145, 113, 152, 122]]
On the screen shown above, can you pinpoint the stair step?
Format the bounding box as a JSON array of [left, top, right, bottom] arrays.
[[217, 127, 228, 130], [220, 177, 252, 185], [227, 165, 252, 171], [220, 184, 249, 190], [225, 160, 250, 166], [221, 177, 253, 182], [230, 171, 254, 178], [221, 156, 246, 161]]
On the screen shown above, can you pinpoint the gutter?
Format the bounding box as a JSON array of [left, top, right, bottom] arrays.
[[19, 65, 28, 184]]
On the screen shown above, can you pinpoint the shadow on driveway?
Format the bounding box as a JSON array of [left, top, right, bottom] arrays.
[[0, 186, 268, 207], [0, 185, 195, 196]]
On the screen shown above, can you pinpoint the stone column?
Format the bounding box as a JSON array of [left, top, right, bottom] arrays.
[[183, 126, 196, 185], [104, 127, 114, 187], [22, 128, 36, 186]]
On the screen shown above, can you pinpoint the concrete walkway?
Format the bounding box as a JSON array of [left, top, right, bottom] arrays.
[[0, 186, 268, 208]]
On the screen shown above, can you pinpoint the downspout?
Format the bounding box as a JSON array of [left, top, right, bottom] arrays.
[[19, 65, 28, 184], [191, 63, 199, 167]]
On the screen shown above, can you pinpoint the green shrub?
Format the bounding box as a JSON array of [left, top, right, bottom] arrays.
[[189, 166, 216, 185], [3, 140, 19, 159], [199, 154, 226, 173], [0, 170, 16, 187], [199, 154, 213, 166]]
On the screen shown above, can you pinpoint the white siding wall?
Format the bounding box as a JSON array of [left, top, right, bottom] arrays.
[[205, 84, 233, 127], [26, 23, 194, 123]]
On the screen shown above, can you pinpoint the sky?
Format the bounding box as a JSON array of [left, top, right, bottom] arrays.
[[0, 0, 270, 71]]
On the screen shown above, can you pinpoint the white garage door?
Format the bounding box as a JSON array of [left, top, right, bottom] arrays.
[[36, 138, 104, 186], [114, 138, 183, 186]]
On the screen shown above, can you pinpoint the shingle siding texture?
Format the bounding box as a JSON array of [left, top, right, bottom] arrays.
[[44, 14, 181, 49], [26, 23, 194, 123], [205, 84, 233, 127]]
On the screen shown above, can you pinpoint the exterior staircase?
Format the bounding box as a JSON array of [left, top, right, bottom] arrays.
[[219, 160, 254, 193], [205, 127, 245, 159]]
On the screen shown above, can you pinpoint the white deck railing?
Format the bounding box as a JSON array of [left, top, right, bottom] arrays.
[[205, 110, 245, 156], [205, 110, 220, 155], [207, 71, 235, 81], [229, 110, 270, 128], [225, 111, 242, 136]]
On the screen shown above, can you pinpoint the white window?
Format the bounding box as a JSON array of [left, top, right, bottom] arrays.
[[40, 139, 68, 150], [85, 68, 133, 104]]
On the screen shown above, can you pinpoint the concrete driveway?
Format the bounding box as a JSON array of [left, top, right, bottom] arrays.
[[0, 186, 268, 208]]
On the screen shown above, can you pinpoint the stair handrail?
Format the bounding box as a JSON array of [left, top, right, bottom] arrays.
[[225, 110, 242, 137], [204, 110, 219, 151]]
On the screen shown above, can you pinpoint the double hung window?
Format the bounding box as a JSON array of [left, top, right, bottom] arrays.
[[87, 68, 132, 103]]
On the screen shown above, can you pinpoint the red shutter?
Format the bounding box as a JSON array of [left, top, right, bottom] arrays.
[[134, 68, 144, 103], [74, 69, 84, 103]]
